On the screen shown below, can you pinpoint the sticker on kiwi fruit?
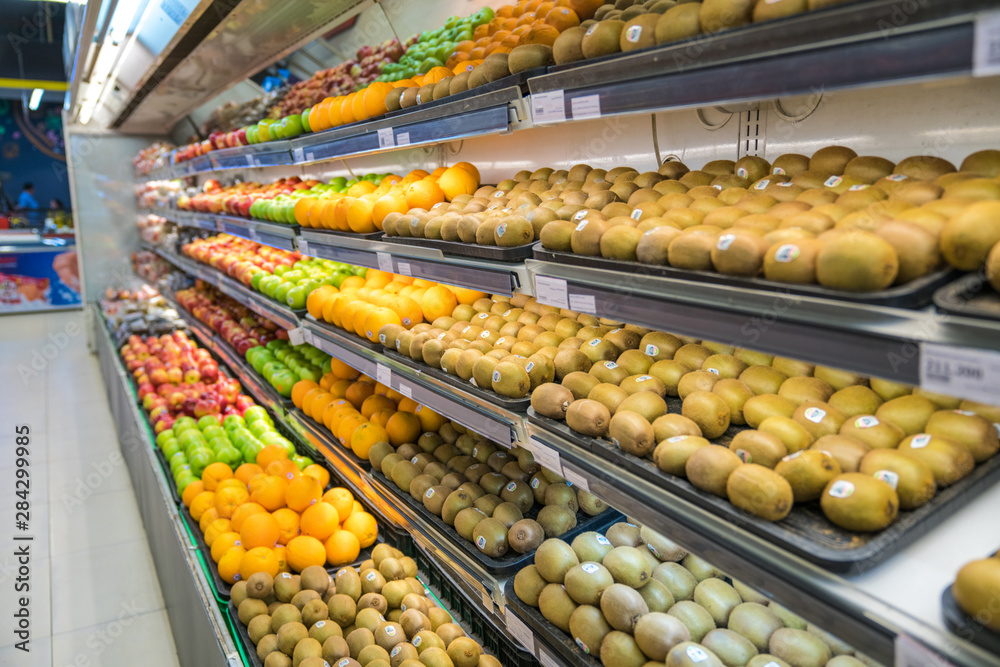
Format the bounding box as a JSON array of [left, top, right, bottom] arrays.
[[379, 333, 386, 344], [425, 488, 435, 499], [493, 370, 501, 383], [666, 435, 689, 443], [855, 415, 879, 428], [477, 535, 487, 549], [480, 330, 492, 339], [575, 638, 591, 653], [716, 234, 736, 251], [366, 572, 377, 581], [391, 646, 403, 657], [824, 175, 843, 188], [687, 646, 710, 662], [735, 449, 752, 464], [773, 167, 786, 174], [827, 480, 855, 499], [775, 244, 801, 262], [630, 208, 642, 220], [585, 24, 598, 36], [604, 361, 618, 368], [411, 456, 420, 464], [596, 535, 611, 545], [413, 636, 423, 647], [848, 184, 870, 191], [782, 451, 803, 462], [803, 407, 827, 423], [776, 181, 794, 187], [645, 344, 659, 356], [625, 25, 643, 42], [496, 223, 507, 237], [754, 179, 770, 190], [526, 362, 534, 372], [581, 563, 600, 574], [384, 626, 396, 637], [505, 481, 518, 492], [706, 367, 720, 375], [910, 434, 932, 448], [574, 210, 589, 221], [531, 477, 540, 488], [575, 219, 589, 231], [955, 409, 975, 416], [873, 470, 899, 489], [887, 174, 909, 181], [589, 339, 601, 347], [339, 660, 352, 667]]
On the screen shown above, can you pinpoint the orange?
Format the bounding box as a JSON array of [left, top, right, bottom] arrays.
[[256, 444, 289, 469], [303, 391, 335, 421], [266, 459, 301, 481], [345, 381, 376, 409], [272, 507, 302, 545], [329, 381, 352, 400], [385, 411, 422, 447], [451, 287, 487, 306], [437, 166, 479, 201], [351, 422, 389, 459], [545, 5, 579, 29], [286, 535, 327, 572], [564, 0, 603, 20], [340, 275, 367, 291], [230, 502, 266, 532], [189, 491, 216, 522], [351, 92, 369, 123], [345, 197, 375, 233], [239, 546, 279, 580], [325, 530, 361, 566], [306, 287, 338, 321], [199, 507, 220, 533], [322, 488, 356, 520], [216, 477, 247, 494], [308, 392, 339, 423], [352, 303, 377, 339], [319, 372, 336, 390], [340, 94, 357, 125], [420, 285, 459, 321], [361, 394, 396, 419], [203, 518, 232, 547], [330, 358, 360, 380], [343, 511, 378, 548], [322, 401, 355, 432], [363, 82, 393, 118], [301, 502, 341, 540], [291, 380, 319, 407], [524, 23, 560, 46], [362, 307, 402, 342], [468, 47, 487, 60], [249, 475, 288, 511], [214, 485, 249, 519], [218, 546, 246, 583], [405, 179, 446, 210], [286, 475, 324, 512], [302, 464, 331, 487], [370, 409, 394, 428], [235, 463, 263, 486], [364, 269, 393, 288], [517, 11, 538, 26], [181, 480, 205, 507], [294, 196, 318, 226], [473, 23, 490, 39], [351, 500, 364, 516], [414, 404, 449, 432], [274, 545, 290, 573], [240, 512, 281, 549], [211, 532, 242, 563], [372, 193, 408, 229], [326, 96, 345, 128], [396, 396, 419, 413], [337, 413, 369, 449], [386, 295, 424, 327]]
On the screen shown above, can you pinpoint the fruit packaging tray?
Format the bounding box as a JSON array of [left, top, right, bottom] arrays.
[[526, 408, 1000, 573], [532, 248, 959, 309], [381, 349, 531, 412], [371, 467, 621, 577], [503, 579, 605, 667], [933, 272, 1000, 322], [380, 235, 537, 262], [228, 600, 267, 667], [941, 582, 1000, 655]]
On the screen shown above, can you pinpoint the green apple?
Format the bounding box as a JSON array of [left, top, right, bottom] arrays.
[[173, 416, 197, 433], [197, 415, 220, 430], [202, 425, 226, 441], [243, 406, 270, 425], [216, 446, 242, 468], [162, 441, 182, 460]]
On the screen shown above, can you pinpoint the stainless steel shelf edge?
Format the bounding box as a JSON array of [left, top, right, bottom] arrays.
[[211, 141, 294, 170], [301, 319, 523, 446], [299, 230, 528, 295], [524, 421, 1000, 667], [93, 309, 240, 666], [526, 259, 1000, 384]]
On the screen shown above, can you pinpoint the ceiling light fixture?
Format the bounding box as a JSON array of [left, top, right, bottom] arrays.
[[28, 89, 43, 110]]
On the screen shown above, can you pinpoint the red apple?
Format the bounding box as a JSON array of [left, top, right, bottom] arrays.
[[149, 368, 168, 385], [166, 367, 183, 384]]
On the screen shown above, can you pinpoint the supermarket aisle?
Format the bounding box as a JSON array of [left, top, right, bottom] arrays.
[[0, 311, 181, 667]]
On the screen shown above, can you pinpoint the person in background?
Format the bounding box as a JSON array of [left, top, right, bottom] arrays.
[[17, 183, 38, 210]]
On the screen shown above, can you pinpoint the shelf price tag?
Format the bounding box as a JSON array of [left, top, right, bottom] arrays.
[[974, 10, 1000, 77], [376, 252, 394, 273], [570, 94, 602, 121], [504, 612, 535, 653], [480, 590, 494, 614], [292, 147, 305, 163], [288, 328, 305, 345], [526, 436, 563, 477], [895, 633, 957, 667], [531, 90, 566, 124], [919, 343, 1000, 405], [538, 648, 561, 667], [298, 238, 310, 255], [568, 293, 596, 315], [535, 275, 569, 309], [398, 383, 412, 399], [563, 466, 591, 492], [376, 363, 392, 387], [396, 132, 410, 147], [377, 128, 395, 149], [397, 262, 411, 276], [245, 154, 256, 167]]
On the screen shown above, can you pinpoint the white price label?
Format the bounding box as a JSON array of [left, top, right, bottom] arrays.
[[974, 10, 1000, 77], [920, 343, 1000, 404], [376, 252, 394, 272], [305, 152, 314, 162], [568, 293, 596, 315], [396, 132, 410, 146], [526, 436, 563, 477], [563, 467, 590, 492], [398, 383, 412, 399], [895, 633, 957, 667], [480, 590, 494, 613], [535, 275, 568, 310], [397, 262, 412, 276], [531, 90, 567, 124], [301, 328, 315, 345], [504, 612, 535, 653], [288, 328, 305, 345], [292, 147, 305, 162], [298, 239, 310, 255], [377, 128, 395, 149], [538, 648, 560, 667], [245, 154, 256, 167], [570, 94, 602, 121], [376, 364, 392, 387]]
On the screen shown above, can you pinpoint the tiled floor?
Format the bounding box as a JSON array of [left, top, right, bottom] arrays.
[[0, 310, 180, 667]]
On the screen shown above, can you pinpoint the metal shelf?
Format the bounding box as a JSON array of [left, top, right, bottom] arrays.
[[524, 420, 1000, 667], [527, 0, 993, 121], [526, 259, 1000, 390], [210, 142, 294, 171], [299, 230, 529, 296]]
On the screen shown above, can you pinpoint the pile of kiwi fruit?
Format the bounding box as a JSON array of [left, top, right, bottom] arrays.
[[529, 322, 1000, 531], [952, 549, 1000, 634], [379, 293, 610, 401], [367, 420, 609, 558], [231, 547, 500, 667], [553, 0, 857, 67], [514, 520, 882, 667]]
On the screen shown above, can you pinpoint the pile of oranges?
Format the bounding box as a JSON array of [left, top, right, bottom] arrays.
[[181, 447, 379, 584], [289, 358, 451, 460], [294, 164, 479, 234], [304, 267, 487, 344]]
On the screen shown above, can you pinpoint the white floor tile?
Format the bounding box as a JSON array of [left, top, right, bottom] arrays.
[[50, 540, 164, 635], [47, 452, 132, 507], [50, 489, 145, 557], [51, 610, 179, 667], [0, 635, 52, 666]]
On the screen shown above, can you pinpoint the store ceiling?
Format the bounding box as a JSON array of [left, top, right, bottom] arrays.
[[0, 1, 67, 87]]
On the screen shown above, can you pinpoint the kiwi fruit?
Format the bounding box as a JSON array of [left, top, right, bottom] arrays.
[[534, 538, 580, 584], [514, 565, 548, 607], [603, 545, 653, 587], [606, 521, 642, 547], [508, 518, 545, 554], [925, 409, 1000, 463], [570, 605, 613, 656], [769, 628, 832, 667], [820, 472, 899, 531], [539, 582, 579, 632], [601, 583, 650, 632], [728, 602, 784, 652], [667, 601, 717, 643], [565, 398, 612, 437], [682, 390, 731, 439], [898, 433, 975, 486], [875, 394, 938, 435], [774, 449, 841, 502], [564, 561, 615, 605], [726, 464, 794, 521], [953, 558, 1000, 632]]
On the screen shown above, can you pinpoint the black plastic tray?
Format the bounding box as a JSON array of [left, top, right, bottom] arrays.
[[533, 248, 958, 309], [306, 314, 384, 352], [933, 271, 1000, 322], [372, 467, 620, 576], [382, 348, 531, 412], [228, 600, 266, 667], [153, 448, 183, 505], [527, 408, 1000, 574], [503, 579, 603, 667], [942, 583, 1000, 654], [301, 227, 384, 241], [381, 235, 537, 262]]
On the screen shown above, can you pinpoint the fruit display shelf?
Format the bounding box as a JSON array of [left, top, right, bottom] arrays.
[[301, 317, 523, 446], [209, 140, 294, 171], [941, 582, 1000, 656], [527, 0, 991, 123], [525, 258, 1000, 395]]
